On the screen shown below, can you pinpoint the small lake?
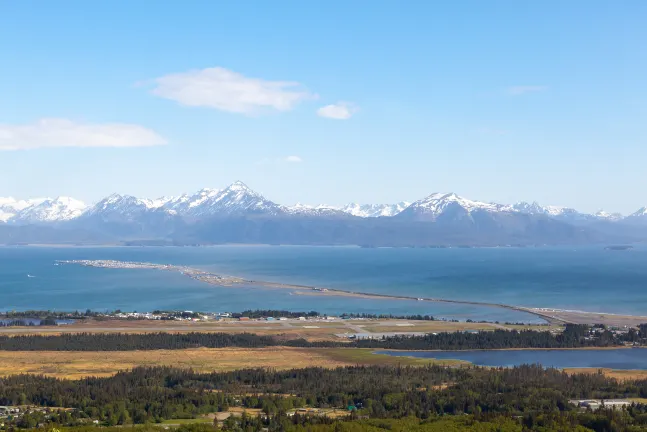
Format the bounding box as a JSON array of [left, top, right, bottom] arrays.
[[377, 348, 647, 370]]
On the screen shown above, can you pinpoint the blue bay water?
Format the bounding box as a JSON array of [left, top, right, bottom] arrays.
[[378, 348, 647, 370], [1, 245, 646, 322]]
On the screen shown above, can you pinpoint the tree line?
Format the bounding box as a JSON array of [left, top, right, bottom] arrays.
[[2, 365, 647, 431], [0, 318, 58, 327], [1, 325, 643, 351], [0, 309, 97, 320]]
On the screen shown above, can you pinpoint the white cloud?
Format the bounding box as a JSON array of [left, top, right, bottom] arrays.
[[316, 102, 357, 120], [507, 85, 548, 96], [0, 118, 166, 151], [285, 155, 303, 163], [149, 67, 314, 114]]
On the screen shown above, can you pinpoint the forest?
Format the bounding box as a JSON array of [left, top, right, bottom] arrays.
[[3, 365, 647, 431], [231, 310, 440, 321], [0, 318, 58, 327], [1, 324, 645, 351]]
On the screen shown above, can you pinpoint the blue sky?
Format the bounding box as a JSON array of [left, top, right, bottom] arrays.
[[1, 1, 646, 213]]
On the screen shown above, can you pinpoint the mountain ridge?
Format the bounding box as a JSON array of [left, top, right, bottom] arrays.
[[2, 182, 639, 223], [2, 182, 645, 246]]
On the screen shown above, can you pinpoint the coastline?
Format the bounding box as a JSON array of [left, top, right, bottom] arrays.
[[58, 259, 647, 326]]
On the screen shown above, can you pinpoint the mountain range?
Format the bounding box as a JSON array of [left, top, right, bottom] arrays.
[[1, 181, 646, 246]]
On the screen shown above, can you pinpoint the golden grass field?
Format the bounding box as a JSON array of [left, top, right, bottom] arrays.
[[1, 346, 645, 383], [0, 318, 559, 341], [0, 347, 461, 379], [564, 368, 647, 381]]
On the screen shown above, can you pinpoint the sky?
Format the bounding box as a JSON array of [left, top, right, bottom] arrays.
[[1, 1, 646, 214]]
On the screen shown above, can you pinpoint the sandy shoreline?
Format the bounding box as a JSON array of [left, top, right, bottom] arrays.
[[60, 259, 647, 326]]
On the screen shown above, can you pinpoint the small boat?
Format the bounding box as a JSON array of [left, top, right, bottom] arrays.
[[27, 274, 36, 278]]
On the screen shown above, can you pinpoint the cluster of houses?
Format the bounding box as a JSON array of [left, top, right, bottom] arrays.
[[238, 316, 339, 322], [106, 311, 345, 323], [0, 406, 19, 419], [570, 399, 633, 410], [0, 406, 43, 428], [111, 311, 229, 321]]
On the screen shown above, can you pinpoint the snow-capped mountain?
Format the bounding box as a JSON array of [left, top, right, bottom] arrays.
[[0, 183, 638, 230], [397, 192, 513, 221], [624, 207, 647, 224], [71, 193, 180, 238], [341, 202, 411, 218], [0, 197, 48, 222], [0, 201, 17, 223], [162, 188, 221, 214], [284, 203, 348, 217], [81, 194, 172, 221], [179, 181, 283, 217], [513, 201, 624, 222], [513, 201, 589, 220], [594, 210, 624, 221], [4, 183, 647, 246], [11, 197, 87, 224], [513, 201, 557, 216], [0, 197, 46, 211]]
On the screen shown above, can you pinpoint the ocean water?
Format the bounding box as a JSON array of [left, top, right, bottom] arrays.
[[378, 348, 647, 370], [1, 245, 646, 322]]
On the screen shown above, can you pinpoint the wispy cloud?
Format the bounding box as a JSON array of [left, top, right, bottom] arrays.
[[148, 67, 315, 115], [507, 85, 548, 96], [256, 155, 304, 165], [0, 118, 166, 151], [317, 102, 357, 120], [285, 155, 303, 163]]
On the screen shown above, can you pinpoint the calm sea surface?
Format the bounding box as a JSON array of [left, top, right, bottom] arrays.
[[1, 245, 646, 322], [378, 348, 647, 369]]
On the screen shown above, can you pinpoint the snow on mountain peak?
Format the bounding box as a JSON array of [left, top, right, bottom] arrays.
[[513, 201, 545, 214], [227, 180, 250, 191], [514, 201, 577, 216], [178, 182, 281, 217], [341, 202, 411, 217], [414, 192, 509, 214], [395, 191, 513, 221], [12, 196, 87, 223], [86, 194, 160, 217], [0, 196, 48, 211], [630, 207, 647, 217], [284, 202, 346, 217], [512, 201, 618, 221], [0, 197, 19, 207], [162, 189, 221, 213], [1, 196, 58, 223], [0, 184, 639, 225], [594, 210, 624, 221]]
